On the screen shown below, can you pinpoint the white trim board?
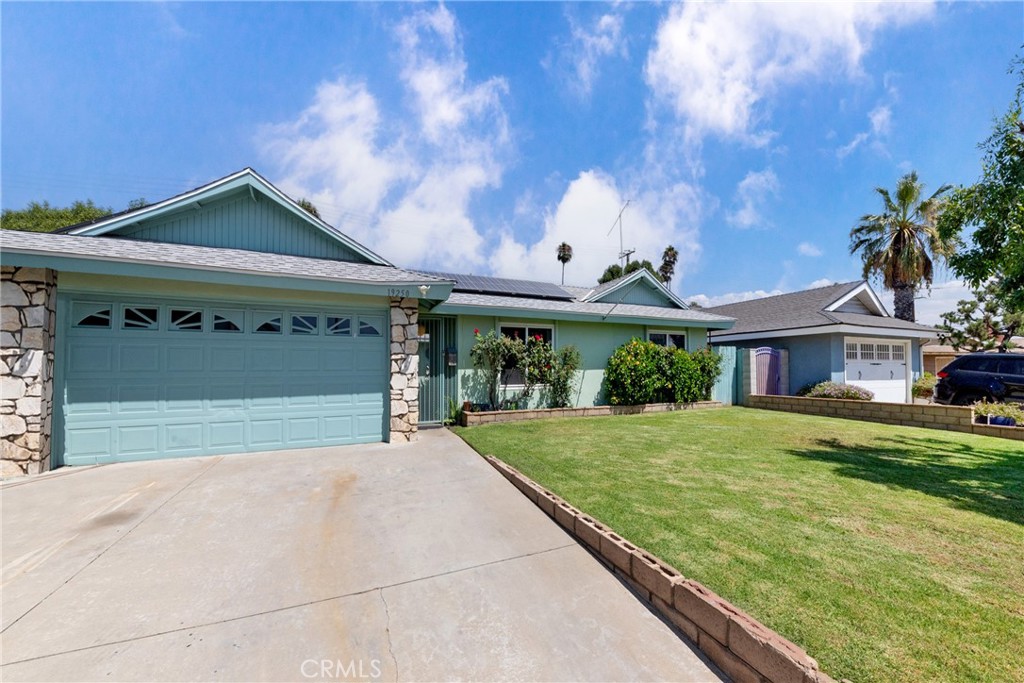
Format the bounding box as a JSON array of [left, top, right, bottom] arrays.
[[825, 282, 889, 316], [711, 324, 937, 343]]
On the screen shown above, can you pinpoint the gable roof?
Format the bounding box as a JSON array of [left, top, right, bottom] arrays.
[[706, 280, 937, 339], [426, 270, 733, 328], [57, 168, 392, 267], [580, 269, 689, 309], [1, 230, 451, 299]]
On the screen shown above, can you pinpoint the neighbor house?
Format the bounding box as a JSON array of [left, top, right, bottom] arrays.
[[1, 168, 734, 475], [706, 281, 937, 403]]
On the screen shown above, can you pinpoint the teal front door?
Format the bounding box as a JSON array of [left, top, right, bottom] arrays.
[[59, 297, 388, 465]]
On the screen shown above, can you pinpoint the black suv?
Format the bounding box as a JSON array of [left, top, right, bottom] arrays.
[[933, 353, 1024, 405]]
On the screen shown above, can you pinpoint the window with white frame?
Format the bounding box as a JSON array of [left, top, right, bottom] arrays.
[[648, 330, 687, 350], [499, 323, 553, 385], [845, 342, 858, 360], [876, 343, 891, 361], [891, 344, 906, 361]]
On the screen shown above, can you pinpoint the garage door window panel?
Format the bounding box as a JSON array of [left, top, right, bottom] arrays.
[[73, 303, 112, 329], [254, 312, 283, 334], [326, 316, 352, 336], [291, 314, 319, 335], [213, 309, 243, 333], [358, 316, 383, 337], [170, 309, 203, 332], [122, 306, 159, 330]]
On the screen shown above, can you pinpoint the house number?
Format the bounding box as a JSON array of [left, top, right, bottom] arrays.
[[388, 288, 411, 297]]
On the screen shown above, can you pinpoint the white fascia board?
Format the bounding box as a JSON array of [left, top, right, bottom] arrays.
[[65, 169, 392, 267], [587, 269, 689, 309], [65, 170, 253, 235], [711, 324, 937, 343], [825, 282, 889, 316]]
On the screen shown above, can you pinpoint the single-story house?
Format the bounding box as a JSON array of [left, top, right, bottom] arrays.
[[706, 281, 938, 403], [1, 168, 734, 475]]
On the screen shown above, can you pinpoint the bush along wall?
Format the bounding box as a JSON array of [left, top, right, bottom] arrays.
[[605, 339, 723, 406]]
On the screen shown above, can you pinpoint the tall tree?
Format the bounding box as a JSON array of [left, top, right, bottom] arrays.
[[659, 245, 679, 285], [849, 171, 954, 321], [937, 279, 1022, 352], [296, 198, 322, 219], [556, 242, 573, 285], [1, 200, 112, 233], [937, 57, 1024, 312], [597, 259, 663, 284]]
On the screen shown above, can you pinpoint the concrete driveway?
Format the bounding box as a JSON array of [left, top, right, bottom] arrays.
[[1, 428, 723, 682]]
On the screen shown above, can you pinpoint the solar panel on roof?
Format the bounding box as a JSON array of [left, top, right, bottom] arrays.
[[426, 272, 575, 301]]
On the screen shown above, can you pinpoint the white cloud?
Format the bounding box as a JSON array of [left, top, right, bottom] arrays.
[[259, 5, 508, 272], [645, 2, 933, 144], [727, 169, 779, 229], [798, 242, 823, 257], [869, 104, 892, 136], [806, 277, 835, 289], [837, 102, 895, 159], [915, 279, 971, 327], [686, 289, 783, 308], [489, 170, 703, 289], [550, 9, 628, 98]]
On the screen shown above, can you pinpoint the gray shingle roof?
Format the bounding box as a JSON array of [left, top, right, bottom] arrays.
[[438, 291, 734, 326], [705, 280, 937, 336], [0, 230, 449, 286]]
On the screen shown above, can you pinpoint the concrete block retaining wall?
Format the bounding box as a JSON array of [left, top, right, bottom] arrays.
[[484, 455, 835, 683], [747, 395, 1023, 441], [462, 401, 722, 426]]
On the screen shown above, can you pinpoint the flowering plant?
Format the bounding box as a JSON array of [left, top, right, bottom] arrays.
[[805, 382, 874, 400]]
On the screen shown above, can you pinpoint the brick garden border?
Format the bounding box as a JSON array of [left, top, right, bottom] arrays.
[[747, 395, 1023, 442], [484, 455, 836, 683], [461, 401, 722, 426]]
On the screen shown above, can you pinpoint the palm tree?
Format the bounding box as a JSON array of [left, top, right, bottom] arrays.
[[659, 245, 679, 285], [849, 171, 954, 321], [556, 242, 573, 285]]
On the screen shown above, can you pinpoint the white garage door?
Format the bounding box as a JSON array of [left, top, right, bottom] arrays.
[[844, 339, 909, 403]]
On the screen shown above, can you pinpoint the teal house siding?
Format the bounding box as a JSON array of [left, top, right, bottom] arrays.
[[114, 190, 367, 261], [603, 285, 674, 307], [557, 320, 645, 406]]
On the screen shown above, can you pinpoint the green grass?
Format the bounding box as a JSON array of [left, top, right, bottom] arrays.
[[455, 407, 1024, 683]]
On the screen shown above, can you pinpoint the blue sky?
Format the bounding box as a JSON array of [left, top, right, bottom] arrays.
[[3, 2, 1021, 323]]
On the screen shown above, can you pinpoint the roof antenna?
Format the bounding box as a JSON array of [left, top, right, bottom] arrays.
[[606, 200, 634, 268]]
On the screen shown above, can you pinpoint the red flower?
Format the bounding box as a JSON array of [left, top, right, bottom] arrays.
[[535, 334, 543, 341], [474, 328, 480, 335]]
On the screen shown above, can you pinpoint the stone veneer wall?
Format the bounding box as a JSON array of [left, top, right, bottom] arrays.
[[1, 267, 58, 477], [388, 297, 419, 442], [747, 394, 1024, 441]]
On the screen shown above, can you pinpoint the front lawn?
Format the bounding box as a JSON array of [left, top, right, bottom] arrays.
[[455, 407, 1024, 683]]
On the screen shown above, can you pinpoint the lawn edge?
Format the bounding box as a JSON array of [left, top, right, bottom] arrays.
[[483, 453, 839, 683]]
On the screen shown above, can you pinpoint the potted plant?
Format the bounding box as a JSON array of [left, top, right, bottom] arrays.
[[972, 400, 1023, 427]]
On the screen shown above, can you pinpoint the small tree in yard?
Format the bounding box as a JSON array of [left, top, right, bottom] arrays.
[[937, 279, 1022, 352], [937, 57, 1024, 312], [469, 329, 582, 410]]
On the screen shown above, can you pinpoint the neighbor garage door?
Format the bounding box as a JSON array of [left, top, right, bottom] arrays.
[[844, 338, 909, 403], [60, 297, 388, 465]]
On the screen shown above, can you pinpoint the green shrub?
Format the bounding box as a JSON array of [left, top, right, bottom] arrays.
[[972, 400, 1024, 422], [605, 339, 722, 405], [913, 372, 937, 399], [548, 345, 583, 408], [690, 347, 724, 400], [605, 339, 668, 405], [796, 380, 829, 397]]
